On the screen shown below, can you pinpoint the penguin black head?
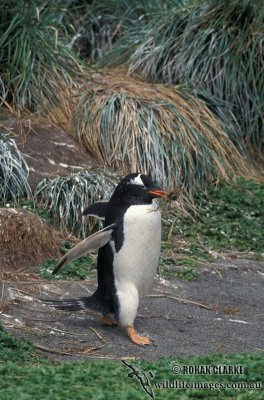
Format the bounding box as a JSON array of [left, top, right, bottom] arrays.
[[110, 173, 167, 205]]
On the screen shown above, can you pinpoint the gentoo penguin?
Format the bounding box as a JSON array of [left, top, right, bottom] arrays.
[[45, 173, 166, 345]]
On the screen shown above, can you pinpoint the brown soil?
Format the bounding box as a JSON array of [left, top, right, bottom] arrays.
[[2, 116, 98, 190]]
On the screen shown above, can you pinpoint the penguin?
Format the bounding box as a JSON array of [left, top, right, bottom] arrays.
[[44, 173, 166, 345]]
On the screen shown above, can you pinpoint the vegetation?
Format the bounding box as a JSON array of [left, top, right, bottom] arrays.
[[0, 4, 263, 398], [0, 324, 37, 364], [0, 325, 263, 400], [74, 72, 250, 199], [0, 207, 61, 269], [40, 252, 96, 280], [108, 0, 264, 152], [165, 178, 264, 258], [0, 131, 31, 203], [0, 0, 85, 112], [19, 200, 54, 224], [64, 0, 160, 62], [36, 168, 119, 238], [35, 177, 264, 281], [159, 255, 199, 281], [1, 0, 263, 192]]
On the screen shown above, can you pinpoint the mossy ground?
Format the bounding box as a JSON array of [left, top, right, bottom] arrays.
[[174, 178, 264, 254], [159, 178, 264, 281], [0, 326, 263, 400]]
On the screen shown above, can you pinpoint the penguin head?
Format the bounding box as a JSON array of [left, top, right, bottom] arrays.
[[111, 173, 167, 205]]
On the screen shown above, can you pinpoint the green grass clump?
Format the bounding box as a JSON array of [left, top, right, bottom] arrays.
[[125, 0, 264, 151], [160, 264, 198, 281], [35, 168, 119, 238], [0, 131, 31, 203], [63, 0, 173, 63], [172, 178, 264, 254], [0, 0, 84, 112]]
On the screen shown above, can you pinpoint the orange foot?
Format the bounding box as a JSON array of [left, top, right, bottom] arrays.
[[101, 314, 118, 327], [126, 325, 153, 346]]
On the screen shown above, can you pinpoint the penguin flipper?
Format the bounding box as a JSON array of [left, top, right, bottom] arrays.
[[52, 223, 116, 274], [82, 201, 108, 219]]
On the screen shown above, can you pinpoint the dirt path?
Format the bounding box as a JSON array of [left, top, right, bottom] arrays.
[[1, 258, 263, 361]]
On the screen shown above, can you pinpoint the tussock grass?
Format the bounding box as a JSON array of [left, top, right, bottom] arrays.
[[125, 0, 264, 151], [35, 168, 120, 238], [65, 0, 172, 63], [73, 70, 251, 198], [0, 208, 62, 269], [39, 75, 77, 133], [0, 131, 31, 203], [0, 0, 84, 112]]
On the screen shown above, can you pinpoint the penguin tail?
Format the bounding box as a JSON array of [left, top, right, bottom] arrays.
[[42, 294, 111, 314]]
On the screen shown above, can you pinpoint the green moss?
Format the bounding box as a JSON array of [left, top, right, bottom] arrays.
[[165, 178, 264, 256], [39, 254, 96, 280], [0, 326, 263, 400], [19, 201, 55, 224], [159, 256, 198, 281], [0, 325, 38, 364]]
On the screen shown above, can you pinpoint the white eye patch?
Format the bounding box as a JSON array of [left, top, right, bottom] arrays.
[[129, 174, 145, 187]]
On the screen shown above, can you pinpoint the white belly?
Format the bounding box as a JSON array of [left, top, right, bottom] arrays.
[[112, 200, 161, 298]]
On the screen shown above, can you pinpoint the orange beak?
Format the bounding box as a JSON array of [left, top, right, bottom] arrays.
[[147, 188, 167, 198]]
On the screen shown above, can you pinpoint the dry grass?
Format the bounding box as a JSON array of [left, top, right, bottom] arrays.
[[0, 208, 62, 271], [70, 69, 252, 195], [39, 73, 78, 134]]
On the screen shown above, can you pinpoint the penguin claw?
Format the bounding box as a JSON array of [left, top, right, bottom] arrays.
[[126, 326, 153, 346]]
